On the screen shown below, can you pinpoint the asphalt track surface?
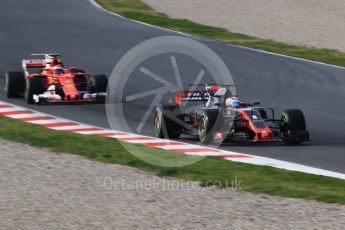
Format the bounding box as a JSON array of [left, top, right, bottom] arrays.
[[0, 0, 345, 173]]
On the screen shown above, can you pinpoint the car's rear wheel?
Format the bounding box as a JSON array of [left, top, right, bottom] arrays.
[[198, 115, 213, 144], [154, 108, 181, 139], [89, 74, 108, 92], [25, 77, 44, 104], [5, 71, 25, 98], [281, 109, 306, 144]]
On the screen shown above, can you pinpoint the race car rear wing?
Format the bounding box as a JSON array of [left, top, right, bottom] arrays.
[[22, 59, 45, 74], [22, 59, 45, 68], [187, 83, 234, 89], [174, 84, 235, 105], [174, 90, 210, 105], [22, 54, 62, 74]]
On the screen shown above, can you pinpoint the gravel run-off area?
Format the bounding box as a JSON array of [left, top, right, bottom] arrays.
[[0, 139, 345, 229], [142, 0, 345, 53]]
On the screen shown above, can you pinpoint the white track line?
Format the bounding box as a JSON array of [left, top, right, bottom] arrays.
[[157, 144, 214, 150], [48, 125, 91, 131], [106, 135, 132, 139], [229, 156, 345, 180], [125, 139, 177, 144], [192, 152, 248, 157], [109, 134, 146, 139], [6, 113, 47, 119], [0, 107, 28, 113], [120, 139, 167, 144], [27, 119, 69, 125], [73, 130, 120, 135]]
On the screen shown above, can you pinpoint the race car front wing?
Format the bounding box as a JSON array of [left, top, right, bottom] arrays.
[[33, 91, 107, 104]]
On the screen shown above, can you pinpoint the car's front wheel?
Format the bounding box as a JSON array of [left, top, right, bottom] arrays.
[[25, 77, 44, 104], [88, 74, 108, 93], [281, 109, 307, 144]]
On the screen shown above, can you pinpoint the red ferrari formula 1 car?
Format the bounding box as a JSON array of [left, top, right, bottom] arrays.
[[154, 84, 309, 144], [5, 54, 107, 104]]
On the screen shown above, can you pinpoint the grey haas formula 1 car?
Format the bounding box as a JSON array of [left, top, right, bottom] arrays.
[[154, 84, 309, 144]]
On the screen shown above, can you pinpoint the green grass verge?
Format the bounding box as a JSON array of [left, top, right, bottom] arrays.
[[1, 115, 345, 204], [95, 0, 345, 67]]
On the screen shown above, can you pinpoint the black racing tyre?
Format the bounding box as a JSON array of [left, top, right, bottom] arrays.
[[154, 107, 182, 139], [281, 109, 306, 143], [281, 109, 306, 131], [25, 77, 44, 104], [5, 71, 25, 98], [89, 74, 108, 92], [198, 114, 213, 144]]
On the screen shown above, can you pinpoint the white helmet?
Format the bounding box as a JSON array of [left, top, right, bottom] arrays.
[[53, 66, 64, 74], [225, 97, 240, 108]]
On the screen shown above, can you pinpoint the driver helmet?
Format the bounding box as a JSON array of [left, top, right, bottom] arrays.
[[53, 66, 64, 75], [225, 97, 240, 108]]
